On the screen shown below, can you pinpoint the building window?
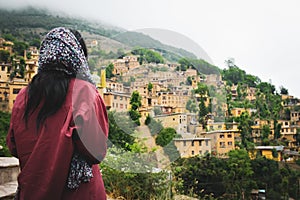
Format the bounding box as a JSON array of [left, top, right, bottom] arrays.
[[183, 141, 186, 146], [220, 142, 225, 148], [191, 141, 194, 146], [205, 140, 209, 146], [199, 150, 202, 155], [228, 141, 233, 146], [191, 150, 194, 155], [220, 134, 225, 138], [228, 134, 232, 138], [199, 141, 202, 146], [13, 88, 21, 94], [114, 95, 117, 100]]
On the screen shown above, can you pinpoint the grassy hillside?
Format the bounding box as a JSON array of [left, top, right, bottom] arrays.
[[112, 31, 197, 61], [0, 7, 121, 42], [0, 7, 198, 63]]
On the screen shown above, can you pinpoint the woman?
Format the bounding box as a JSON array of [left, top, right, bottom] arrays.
[[6, 27, 108, 200]]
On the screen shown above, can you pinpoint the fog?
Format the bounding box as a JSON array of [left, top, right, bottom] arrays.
[[1, 0, 300, 97]]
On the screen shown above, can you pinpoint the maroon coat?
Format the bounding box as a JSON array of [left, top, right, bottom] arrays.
[[6, 78, 108, 200]]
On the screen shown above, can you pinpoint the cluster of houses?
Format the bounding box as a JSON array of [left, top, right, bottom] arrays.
[[1, 37, 300, 162]]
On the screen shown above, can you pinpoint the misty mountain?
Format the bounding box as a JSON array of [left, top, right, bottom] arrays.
[[0, 7, 197, 62]]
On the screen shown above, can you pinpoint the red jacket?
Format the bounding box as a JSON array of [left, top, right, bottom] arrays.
[[6, 78, 108, 200]]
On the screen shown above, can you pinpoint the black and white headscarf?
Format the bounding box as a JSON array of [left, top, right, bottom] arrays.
[[38, 27, 94, 85]]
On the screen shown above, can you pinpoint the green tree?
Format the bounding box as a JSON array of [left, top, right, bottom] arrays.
[[147, 82, 153, 92], [0, 50, 10, 63], [105, 63, 114, 79], [19, 57, 26, 78], [131, 48, 164, 64], [0, 111, 11, 156], [222, 59, 260, 87], [13, 41, 29, 56], [155, 127, 177, 147], [29, 38, 41, 48], [224, 149, 255, 200], [280, 86, 289, 95], [186, 76, 193, 85], [198, 98, 208, 126], [107, 111, 135, 150], [172, 155, 226, 198], [129, 91, 142, 125], [186, 99, 198, 113], [274, 120, 282, 139], [236, 112, 253, 148], [101, 146, 171, 199], [261, 124, 270, 145]]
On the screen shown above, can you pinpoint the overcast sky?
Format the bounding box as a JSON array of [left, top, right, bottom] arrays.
[[1, 0, 300, 97]]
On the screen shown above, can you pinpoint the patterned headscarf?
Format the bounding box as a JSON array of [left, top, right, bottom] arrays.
[[38, 27, 94, 85]]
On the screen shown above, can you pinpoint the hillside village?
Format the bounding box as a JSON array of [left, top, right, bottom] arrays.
[[1, 36, 300, 165]]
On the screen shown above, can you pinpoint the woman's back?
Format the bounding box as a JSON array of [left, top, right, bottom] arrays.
[[8, 78, 108, 199]]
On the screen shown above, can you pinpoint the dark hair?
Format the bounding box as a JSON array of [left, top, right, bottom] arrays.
[[24, 68, 71, 130], [24, 29, 87, 130], [70, 29, 88, 59]]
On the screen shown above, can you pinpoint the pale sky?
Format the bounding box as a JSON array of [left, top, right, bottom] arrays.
[[1, 0, 300, 97]]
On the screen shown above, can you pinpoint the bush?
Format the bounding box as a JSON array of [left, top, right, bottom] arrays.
[[0, 111, 11, 156], [155, 128, 177, 147]]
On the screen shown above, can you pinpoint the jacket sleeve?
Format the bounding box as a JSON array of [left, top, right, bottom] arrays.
[[72, 92, 108, 165], [6, 116, 18, 158]]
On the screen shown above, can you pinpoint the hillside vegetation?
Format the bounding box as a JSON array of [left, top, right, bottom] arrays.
[[0, 7, 196, 62]]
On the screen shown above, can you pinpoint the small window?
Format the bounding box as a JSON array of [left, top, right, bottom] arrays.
[[220, 134, 225, 138], [13, 88, 21, 94], [228, 134, 232, 138], [183, 141, 186, 146], [191, 141, 194, 146], [191, 150, 194, 155], [228, 141, 233, 146], [220, 142, 225, 148]]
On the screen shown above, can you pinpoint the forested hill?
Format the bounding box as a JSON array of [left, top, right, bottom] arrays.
[[0, 7, 197, 62], [0, 7, 120, 41]]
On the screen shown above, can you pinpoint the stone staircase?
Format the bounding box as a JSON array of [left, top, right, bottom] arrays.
[[0, 157, 19, 200]]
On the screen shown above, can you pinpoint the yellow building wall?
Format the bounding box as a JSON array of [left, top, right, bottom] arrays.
[[8, 80, 28, 111], [249, 150, 282, 162], [154, 114, 180, 130], [174, 139, 211, 158]]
